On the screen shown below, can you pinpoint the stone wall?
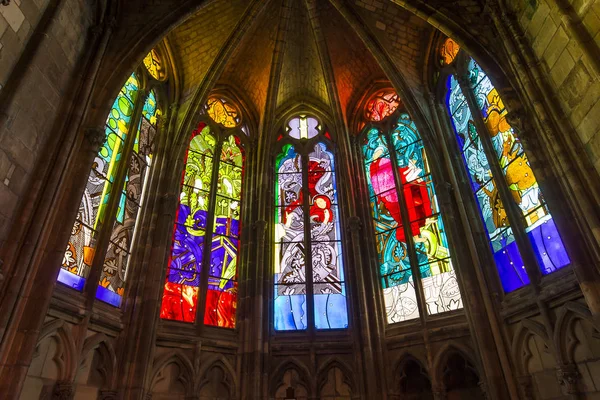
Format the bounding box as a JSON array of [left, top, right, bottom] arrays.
[[508, 0, 600, 172], [0, 0, 93, 248]]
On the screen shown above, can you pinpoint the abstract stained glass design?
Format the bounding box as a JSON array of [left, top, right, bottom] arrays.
[[96, 90, 159, 307], [143, 49, 163, 81], [468, 59, 570, 276], [59, 73, 139, 291], [365, 91, 401, 122], [440, 38, 460, 66], [274, 142, 348, 330], [206, 97, 240, 128], [363, 114, 462, 323], [160, 123, 243, 328]]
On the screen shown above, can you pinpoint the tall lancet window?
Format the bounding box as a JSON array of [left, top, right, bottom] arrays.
[[160, 97, 246, 328], [360, 91, 463, 324], [274, 115, 348, 331], [441, 38, 570, 293], [58, 49, 163, 308]]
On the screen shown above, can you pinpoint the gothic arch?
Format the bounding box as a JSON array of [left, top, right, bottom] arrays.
[[35, 319, 78, 382], [554, 302, 600, 365], [316, 357, 356, 396], [196, 354, 238, 397], [393, 354, 433, 396], [432, 342, 480, 386], [150, 350, 195, 395], [270, 358, 313, 399], [77, 333, 118, 390], [272, 102, 336, 143], [511, 321, 556, 378]]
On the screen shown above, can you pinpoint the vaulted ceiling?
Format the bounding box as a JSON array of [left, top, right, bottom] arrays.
[[164, 0, 435, 124], [95, 0, 499, 130]]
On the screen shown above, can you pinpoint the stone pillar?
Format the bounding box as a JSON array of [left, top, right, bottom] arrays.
[[0, 127, 106, 399], [432, 385, 447, 400]]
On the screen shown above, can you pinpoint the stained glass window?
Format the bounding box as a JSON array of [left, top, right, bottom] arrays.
[[286, 116, 320, 139], [59, 73, 140, 291], [206, 97, 240, 128], [365, 91, 401, 122], [443, 52, 570, 292], [96, 90, 160, 307], [274, 117, 348, 331], [143, 49, 163, 81], [161, 100, 245, 328], [440, 38, 460, 66], [362, 107, 463, 323], [58, 55, 166, 307]]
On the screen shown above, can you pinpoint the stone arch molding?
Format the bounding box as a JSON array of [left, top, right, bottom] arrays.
[[34, 319, 78, 382], [511, 319, 554, 377], [196, 353, 238, 398], [150, 350, 195, 395], [270, 358, 313, 399], [76, 333, 118, 389], [431, 341, 480, 386], [316, 357, 357, 398], [554, 301, 600, 365]]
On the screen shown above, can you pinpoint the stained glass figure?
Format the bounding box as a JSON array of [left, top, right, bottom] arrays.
[[365, 91, 401, 122], [274, 121, 348, 331], [287, 116, 320, 140], [59, 73, 140, 291], [363, 111, 462, 323], [143, 49, 164, 81], [468, 59, 570, 276], [96, 90, 159, 307], [440, 38, 460, 66], [206, 97, 240, 128]]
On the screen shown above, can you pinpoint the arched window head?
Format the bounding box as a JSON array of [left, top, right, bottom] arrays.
[[161, 100, 247, 328], [143, 48, 167, 81], [206, 97, 241, 128], [286, 115, 320, 139], [274, 115, 348, 331], [58, 72, 161, 307], [440, 38, 460, 66], [444, 55, 570, 293], [360, 94, 463, 324], [365, 91, 402, 122]]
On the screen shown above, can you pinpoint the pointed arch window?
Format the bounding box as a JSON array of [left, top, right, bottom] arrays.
[[58, 49, 164, 307], [360, 92, 463, 324], [441, 40, 570, 292], [160, 97, 246, 328], [274, 115, 349, 331]]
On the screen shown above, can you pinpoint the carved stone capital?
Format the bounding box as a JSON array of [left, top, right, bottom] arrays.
[[84, 127, 107, 151], [1, 0, 11, 5], [432, 385, 447, 400], [52, 381, 75, 400], [347, 216, 362, 232], [478, 381, 489, 399], [557, 364, 580, 394], [517, 375, 535, 399], [98, 390, 118, 400]]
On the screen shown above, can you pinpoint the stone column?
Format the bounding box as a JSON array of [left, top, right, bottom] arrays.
[[517, 375, 535, 400], [0, 127, 106, 399]]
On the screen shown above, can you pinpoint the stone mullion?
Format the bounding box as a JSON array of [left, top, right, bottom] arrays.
[[350, 136, 388, 399], [195, 134, 224, 330], [384, 129, 429, 326], [457, 75, 542, 288], [84, 89, 148, 307], [301, 149, 316, 334], [429, 93, 515, 400]]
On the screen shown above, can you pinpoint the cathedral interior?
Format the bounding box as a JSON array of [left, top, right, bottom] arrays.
[[1, 0, 600, 399]]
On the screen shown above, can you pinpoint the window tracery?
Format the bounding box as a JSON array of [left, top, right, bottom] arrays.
[[441, 42, 570, 292], [274, 115, 348, 331], [58, 50, 165, 307], [359, 93, 463, 323], [160, 98, 245, 328]]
